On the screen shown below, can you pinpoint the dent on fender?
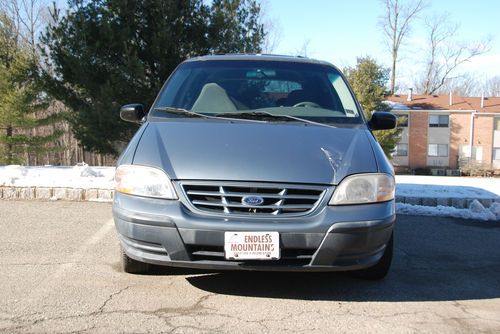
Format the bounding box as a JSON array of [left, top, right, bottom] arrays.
[[321, 131, 360, 184]]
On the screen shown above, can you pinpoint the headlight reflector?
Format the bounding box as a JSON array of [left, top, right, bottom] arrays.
[[329, 173, 394, 205], [115, 165, 178, 199]]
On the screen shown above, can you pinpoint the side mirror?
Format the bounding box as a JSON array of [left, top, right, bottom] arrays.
[[120, 104, 146, 123], [368, 112, 397, 130]]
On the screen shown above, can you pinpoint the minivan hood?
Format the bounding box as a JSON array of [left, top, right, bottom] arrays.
[[132, 120, 377, 185]]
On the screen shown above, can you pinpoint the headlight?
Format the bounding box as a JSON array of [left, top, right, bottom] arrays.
[[115, 165, 178, 199], [329, 173, 394, 205]]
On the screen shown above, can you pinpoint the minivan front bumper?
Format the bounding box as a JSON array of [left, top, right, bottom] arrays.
[[112, 192, 395, 272]]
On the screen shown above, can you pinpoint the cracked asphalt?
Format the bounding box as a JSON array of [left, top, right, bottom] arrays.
[[0, 201, 499, 333]]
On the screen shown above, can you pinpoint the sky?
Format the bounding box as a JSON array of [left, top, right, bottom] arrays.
[[263, 0, 500, 93]]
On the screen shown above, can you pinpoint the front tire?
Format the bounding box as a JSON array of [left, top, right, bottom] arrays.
[[120, 246, 150, 274], [352, 233, 393, 280]]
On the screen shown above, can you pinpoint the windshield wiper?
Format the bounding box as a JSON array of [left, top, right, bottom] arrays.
[[153, 107, 263, 122], [152, 106, 209, 118], [215, 111, 336, 128], [152, 107, 266, 123], [215, 111, 294, 122]]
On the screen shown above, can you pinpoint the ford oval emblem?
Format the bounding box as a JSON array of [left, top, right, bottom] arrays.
[[242, 196, 264, 206]]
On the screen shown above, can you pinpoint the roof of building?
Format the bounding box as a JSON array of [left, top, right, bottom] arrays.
[[385, 94, 500, 113]]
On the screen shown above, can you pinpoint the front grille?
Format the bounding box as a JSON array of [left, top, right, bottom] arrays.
[[180, 181, 326, 216]]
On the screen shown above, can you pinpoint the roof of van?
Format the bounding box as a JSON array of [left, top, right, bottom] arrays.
[[184, 54, 334, 66]]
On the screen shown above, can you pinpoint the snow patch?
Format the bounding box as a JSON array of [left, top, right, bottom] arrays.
[[0, 164, 115, 189], [469, 199, 485, 213], [489, 202, 500, 220], [74, 163, 104, 177], [383, 100, 410, 110], [397, 202, 498, 221], [2, 165, 29, 184], [396, 175, 500, 198]]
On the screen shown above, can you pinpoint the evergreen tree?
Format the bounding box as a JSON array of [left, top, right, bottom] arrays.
[[0, 11, 63, 164], [41, 0, 266, 155], [344, 56, 402, 157], [209, 0, 264, 53]]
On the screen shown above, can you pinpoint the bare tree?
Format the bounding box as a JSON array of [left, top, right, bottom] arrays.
[[379, 0, 426, 95], [261, 18, 281, 54], [295, 38, 311, 57], [415, 14, 490, 95], [417, 14, 458, 94], [484, 76, 500, 97], [0, 0, 48, 58], [259, 0, 282, 53], [432, 73, 480, 96]]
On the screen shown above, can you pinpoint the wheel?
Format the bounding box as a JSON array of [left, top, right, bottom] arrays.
[[352, 233, 393, 280], [120, 245, 150, 274], [293, 101, 321, 108]]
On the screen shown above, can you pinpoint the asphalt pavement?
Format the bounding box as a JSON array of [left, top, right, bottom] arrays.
[[0, 201, 499, 333]]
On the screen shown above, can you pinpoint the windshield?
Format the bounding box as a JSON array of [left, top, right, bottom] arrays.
[[152, 59, 363, 124]]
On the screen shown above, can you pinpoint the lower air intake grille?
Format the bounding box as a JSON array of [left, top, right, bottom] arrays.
[[180, 182, 326, 216]]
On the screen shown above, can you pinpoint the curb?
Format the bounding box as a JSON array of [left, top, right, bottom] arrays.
[[0, 186, 114, 202]]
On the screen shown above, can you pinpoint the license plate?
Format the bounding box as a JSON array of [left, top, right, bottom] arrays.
[[224, 231, 280, 260]]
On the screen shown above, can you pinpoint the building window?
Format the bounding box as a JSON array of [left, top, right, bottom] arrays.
[[397, 115, 408, 127], [394, 143, 408, 156], [495, 118, 500, 131], [494, 148, 500, 161], [429, 115, 449, 127], [459, 144, 471, 158], [428, 144, 448, 157]]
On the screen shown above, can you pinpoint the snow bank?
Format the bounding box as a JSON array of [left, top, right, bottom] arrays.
[[0, 164, 115, 189], [396, 175, 500, 198], [397, 199, 499, 221]]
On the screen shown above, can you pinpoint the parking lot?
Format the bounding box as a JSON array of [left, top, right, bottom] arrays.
[[0, 201, 499, 333]]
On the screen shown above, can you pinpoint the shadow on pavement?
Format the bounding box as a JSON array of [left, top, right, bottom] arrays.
[[181, 215, 500, 302]]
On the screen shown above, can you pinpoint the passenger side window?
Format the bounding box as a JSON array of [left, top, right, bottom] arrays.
[[328, 73, 358, 116]]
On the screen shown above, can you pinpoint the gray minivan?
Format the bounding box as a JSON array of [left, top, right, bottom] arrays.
[[113, 54, 397, 279]]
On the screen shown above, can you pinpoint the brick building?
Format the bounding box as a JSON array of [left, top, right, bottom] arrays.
[[385, 93, 500, 173]]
